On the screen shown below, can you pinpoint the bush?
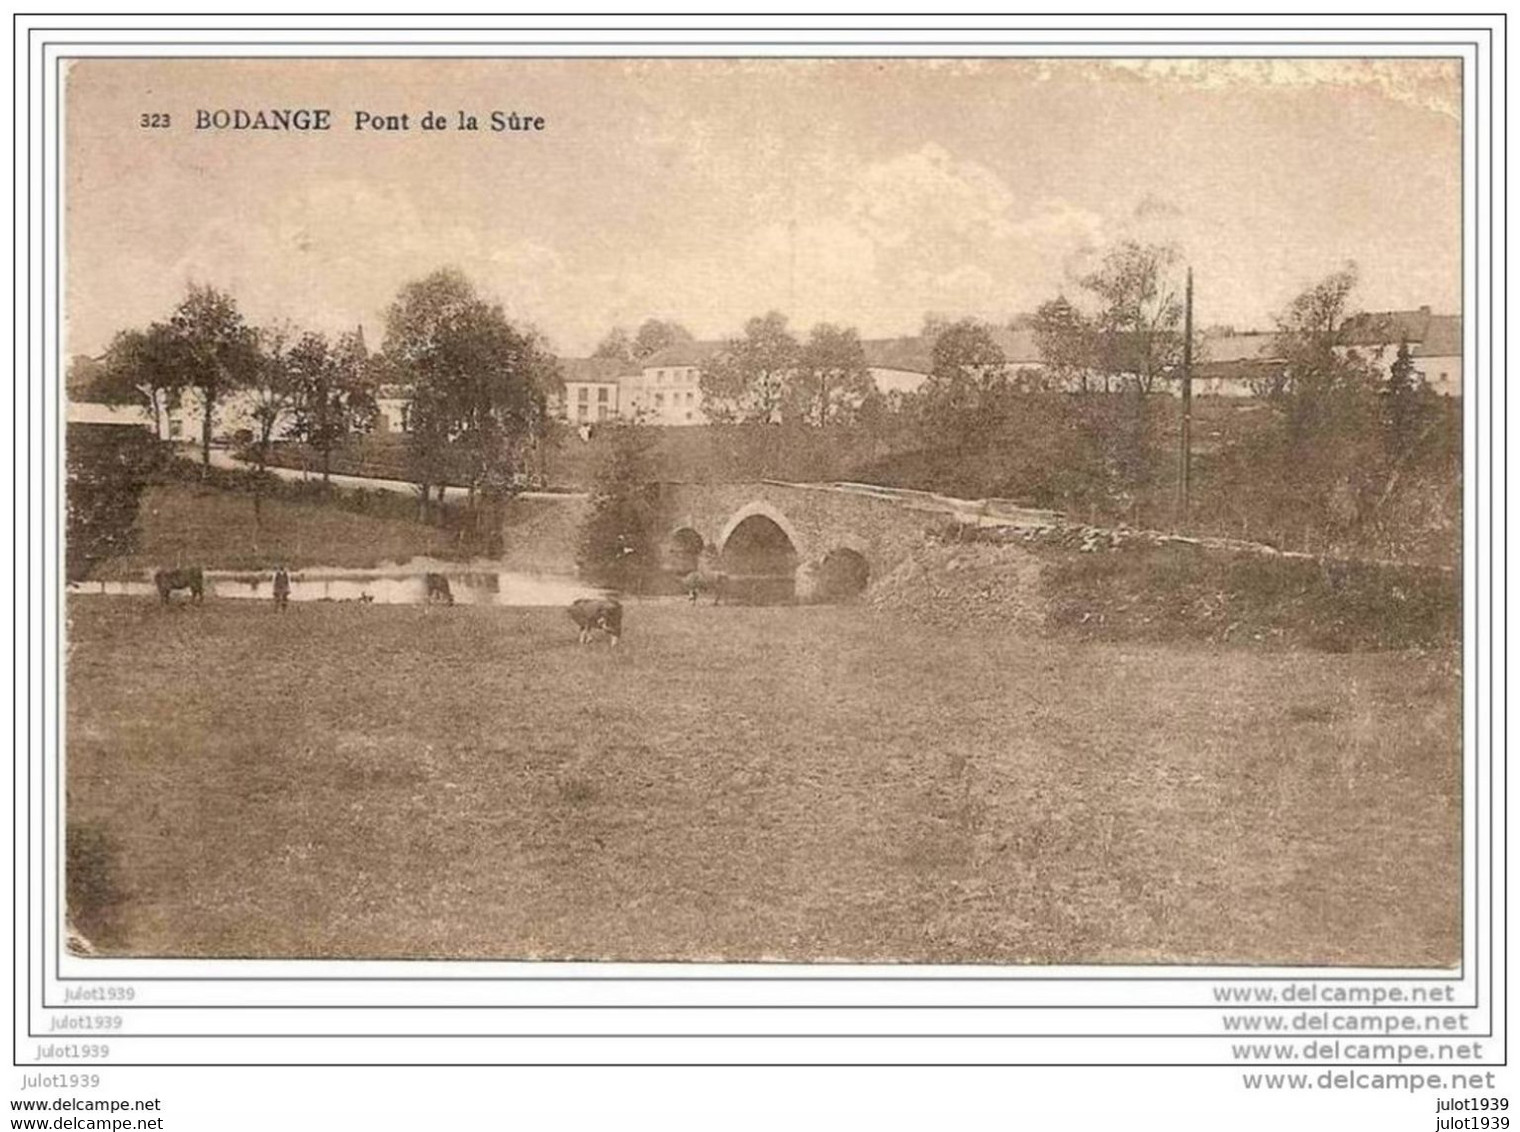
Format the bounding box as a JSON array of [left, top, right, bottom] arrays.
[[1041, 542, 1459, 652], [577, 423, 662, 590], [66, 424, 166, 581]]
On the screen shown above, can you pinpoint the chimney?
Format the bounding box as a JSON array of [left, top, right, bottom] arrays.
[[1420, 305, 1431, 316]]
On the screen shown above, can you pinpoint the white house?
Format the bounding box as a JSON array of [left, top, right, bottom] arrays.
[[1341, 307, 1462, 397], [66, 400, 155, 429], [558, 356, 630, 425], [620, 342, 722, 425], [1186, 330, 1281, 397]]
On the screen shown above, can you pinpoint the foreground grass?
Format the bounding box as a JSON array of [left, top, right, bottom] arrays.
[[102, 483, 463, 576], [66, 597, 1460, 965]]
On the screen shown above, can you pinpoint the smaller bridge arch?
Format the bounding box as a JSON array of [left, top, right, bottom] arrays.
[[665, 525, 706, 574]]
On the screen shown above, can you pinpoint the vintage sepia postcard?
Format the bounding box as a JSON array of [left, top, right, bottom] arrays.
[[62, 56, 1463, 967]]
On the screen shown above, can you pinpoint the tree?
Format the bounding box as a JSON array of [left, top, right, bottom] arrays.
[[576, 421, 661, 590], [1235, 264, 1385, 548], [922, 318, 1007, 416], [1080, 241, 1185, 395], [631, 318, 693, 360], [786, 323, 874, 426], [244, 326, 300, 474], [166, 285, 260, 469], [919, 312, 952, 342], [1265, 263, 1379, 443], [90, 326, 184, 440], [1382, 338, 1425, 455], [592, 326, 635, 364], [698, 311, 800, 424], [1031, 296, 1095, 394], [380, 269, 557, 542], [67, 355, 106, 399], [287, 330, 378, 485]]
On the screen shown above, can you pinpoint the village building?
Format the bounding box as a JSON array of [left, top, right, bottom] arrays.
[[621, 341, 722, 425], [557, 356, 628, 425], [1189, 330, 1282, 398], [67, 305, 1462, 448], [1340, 306, 1463, 397]]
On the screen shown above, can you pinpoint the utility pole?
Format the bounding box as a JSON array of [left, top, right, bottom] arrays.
[[1176, 267, 1194, 528]]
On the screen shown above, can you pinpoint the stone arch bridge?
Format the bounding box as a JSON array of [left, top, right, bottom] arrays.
[[656, 481, 1057, 599]]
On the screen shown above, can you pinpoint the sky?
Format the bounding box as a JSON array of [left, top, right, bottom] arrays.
[[65, 57, 1462, 359]]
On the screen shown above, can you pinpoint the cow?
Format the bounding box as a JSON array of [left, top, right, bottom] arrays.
[[681, 569, 728, 605], [568, 597, 622, 646], [272, 565, 291, 611], [424, 573, 454, 605], [154, 566, 205, 605]]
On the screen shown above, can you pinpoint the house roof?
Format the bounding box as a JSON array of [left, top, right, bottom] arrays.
[[67, 401, 151, 427], [1340, 307, 1434, 347], [1414, 314, 1462, 357], [638, 341, 725, 369], [1199, 331, 1278, 364], [861, 336, 934, 374], [559, 356, 630, 384], [988, 327, 1042, 365], [861, 328, 1042, 375]]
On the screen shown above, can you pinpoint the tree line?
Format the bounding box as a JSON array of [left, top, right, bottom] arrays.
[[82, 269, 561, 553], [578, 242, 1454, 565]]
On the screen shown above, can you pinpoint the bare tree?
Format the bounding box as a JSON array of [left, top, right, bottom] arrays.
[[1081, 241, 1185, 395]]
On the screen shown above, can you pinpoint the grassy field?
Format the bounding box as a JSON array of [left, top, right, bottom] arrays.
[[66, 596, 1460, 965], [99, 483, 466, 577]]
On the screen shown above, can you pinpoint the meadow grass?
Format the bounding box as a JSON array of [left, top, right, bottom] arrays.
[[65, 596, 1460, 964]]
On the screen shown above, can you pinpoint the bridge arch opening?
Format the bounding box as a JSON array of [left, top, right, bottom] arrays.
[[817, 547, 870, 601], [666, 527, 705, 575], [720, 512, 800, 603]]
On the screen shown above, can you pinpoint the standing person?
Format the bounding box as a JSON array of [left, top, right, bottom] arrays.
[[272, 564, 291, 611]]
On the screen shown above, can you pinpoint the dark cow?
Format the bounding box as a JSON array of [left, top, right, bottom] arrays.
[[681, 569, 727, 605], [424, 573, 454, 605], [568, 597, 623, 646], [154, 566, 205, 605]]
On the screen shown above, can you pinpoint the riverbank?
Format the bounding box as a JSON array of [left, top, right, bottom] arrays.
[[98, 482, 467, 576], [870, 528, 1461, 653]]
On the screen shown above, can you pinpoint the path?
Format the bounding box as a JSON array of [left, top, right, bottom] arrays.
[[181, 446, 587, 502]]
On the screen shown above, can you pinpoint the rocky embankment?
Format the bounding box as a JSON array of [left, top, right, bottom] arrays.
[[869, 523, 1460, 652]]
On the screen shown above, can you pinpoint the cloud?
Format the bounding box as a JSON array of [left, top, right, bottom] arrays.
[[848, 143, 1018, 250]]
